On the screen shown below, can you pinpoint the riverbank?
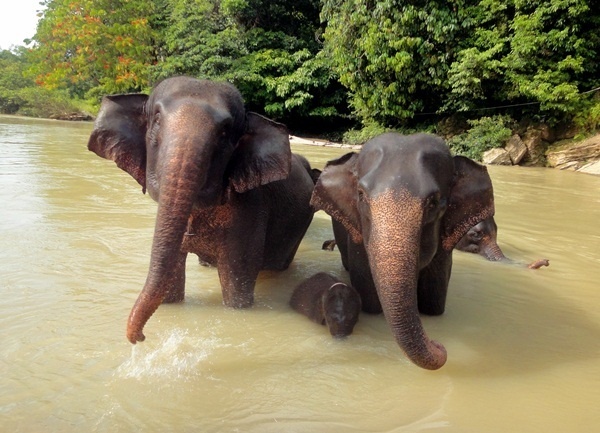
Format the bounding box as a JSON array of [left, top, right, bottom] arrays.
[[293, 130, 600, 176]]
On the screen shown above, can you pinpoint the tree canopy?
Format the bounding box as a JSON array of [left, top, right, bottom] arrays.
[[1, 0, 598, 138]]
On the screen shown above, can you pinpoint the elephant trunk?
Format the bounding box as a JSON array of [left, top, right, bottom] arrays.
[[126, 137, 204, 344], [368, 194, 447, 370], [481, 240, 507, 262]]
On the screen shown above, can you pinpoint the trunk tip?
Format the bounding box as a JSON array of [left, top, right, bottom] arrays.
[[414, 339, 447, 370], [126, 325, 146, 344]]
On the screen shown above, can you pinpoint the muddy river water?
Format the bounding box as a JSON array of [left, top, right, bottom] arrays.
[[1, 114, 599, 432]]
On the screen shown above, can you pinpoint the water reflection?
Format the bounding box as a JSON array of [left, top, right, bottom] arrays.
[[1, 115, 599, 432]]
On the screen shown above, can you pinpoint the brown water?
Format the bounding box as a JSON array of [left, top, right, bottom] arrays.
[[1, 114, 599, 432]]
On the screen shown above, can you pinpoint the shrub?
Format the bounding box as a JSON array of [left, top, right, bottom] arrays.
[[447, 115, 513, 161], [16, 87, 84, 119]]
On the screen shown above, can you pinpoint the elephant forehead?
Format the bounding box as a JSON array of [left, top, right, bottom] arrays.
[[358, 146, 452, 197], [164, 99, 231, 123], [360, 167, 447, 199]]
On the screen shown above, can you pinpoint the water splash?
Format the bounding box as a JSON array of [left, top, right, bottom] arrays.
[[116, 328, 226, 380]]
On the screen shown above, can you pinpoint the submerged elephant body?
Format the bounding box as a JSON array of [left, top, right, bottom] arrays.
[[290, 272, 361, 338], [88, 76, 315, 344], [455, 216, 506, 260], [456, 216, 550, 269], [311, 133, 495, 369]]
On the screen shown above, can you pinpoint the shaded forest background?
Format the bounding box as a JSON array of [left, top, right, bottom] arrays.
[[1, 0, 599, 157]]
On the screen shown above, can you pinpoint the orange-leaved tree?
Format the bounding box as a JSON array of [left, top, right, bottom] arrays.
[[29, 0, 156, 99]]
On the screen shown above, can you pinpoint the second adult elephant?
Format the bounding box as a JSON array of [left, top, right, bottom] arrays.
[[456, 216, 549, 269], [311, 133, 495, 370], [88, 76, 316, 344]]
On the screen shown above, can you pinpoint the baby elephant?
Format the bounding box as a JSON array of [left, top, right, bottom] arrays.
[[290, 272, 362, 338]]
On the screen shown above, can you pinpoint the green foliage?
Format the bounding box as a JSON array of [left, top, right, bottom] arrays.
[[29, 0, 156, 99], [447, 115, 513, 161], [0, 48, 89, 117], [323, 0, 599, 128], [445, 0, 597, 123], [342, 122, 392, 146], [4, 0, 598, 151], [15, 87, 83, 118], [321, 0, 464, 126], [0, 49, 33, 113], [149, 0, 348, 127], [573, 95, 600, 136]]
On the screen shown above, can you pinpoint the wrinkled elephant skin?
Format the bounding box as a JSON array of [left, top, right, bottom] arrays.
[[290, 272, 362, 338], [456, 216, 550, 269], [88, 76, 316, 344], [311, 133, 495, 369]]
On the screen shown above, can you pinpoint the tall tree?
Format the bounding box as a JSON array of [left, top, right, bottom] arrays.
[[29, 0, 156, 98], [322, 0, 599, 127], [321, 0, 464, 126], [151, 0, 349, 129], [445, 0, 599, 120], [0, 49, 33, 113]]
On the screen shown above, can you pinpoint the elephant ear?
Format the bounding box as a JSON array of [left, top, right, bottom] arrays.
[[228, 112, 291, 193], [441, 156, 495, 252], [87, 94, 148, 193], [310, 152, 362, 243]]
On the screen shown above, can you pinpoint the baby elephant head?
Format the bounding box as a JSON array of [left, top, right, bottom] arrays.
[[290, 272, 362, 338], [323, 282, 362, 338]]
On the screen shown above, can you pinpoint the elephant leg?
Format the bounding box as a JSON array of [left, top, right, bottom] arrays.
[[163, 250, 187, 303], [417, 249, 452, 315], [218, 222, 266, 308], [347, 241, 382, 314], [332, 220, 350, 271]]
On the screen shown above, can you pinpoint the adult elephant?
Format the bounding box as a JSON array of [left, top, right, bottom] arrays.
[[88, 76, 316, 344], [456, 216, 549, 269], [455, 216, 505, 260], [311, 133, 495, 370]]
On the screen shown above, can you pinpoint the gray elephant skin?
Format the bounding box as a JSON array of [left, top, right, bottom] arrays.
[[456, 216, 549, 269], [88, 76, 316, 344], [455, 216, 506, 260], [311, 133, 495, 370], [290, 272, 361, 338]]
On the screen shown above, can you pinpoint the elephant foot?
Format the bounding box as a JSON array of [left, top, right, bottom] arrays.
[[527, 258, 550, 269]]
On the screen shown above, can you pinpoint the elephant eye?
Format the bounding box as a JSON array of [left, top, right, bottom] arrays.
[[426, 195, 447, 217], [471, 231, 482, 241], [357, 188, 366, 202]]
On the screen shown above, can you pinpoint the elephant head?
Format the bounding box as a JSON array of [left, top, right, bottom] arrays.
[[455, 216, 507, 261], [311, 133, 494, 369], [88, 76, 292, 343]]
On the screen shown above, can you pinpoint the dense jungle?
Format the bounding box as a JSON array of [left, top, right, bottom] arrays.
[[1, 0, 599, 161]]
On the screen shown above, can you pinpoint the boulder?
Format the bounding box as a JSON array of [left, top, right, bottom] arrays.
[[546, 135, 600, 171], [521, 128, 549, 166], [505, 134, 528, 165], [578, 160, 600, 175], [482, 148, 513, 165]]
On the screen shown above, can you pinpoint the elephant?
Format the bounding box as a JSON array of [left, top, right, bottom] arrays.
[[88, 76, 316, 344], [310, 132, 495, 370], [456, 216, 549, 269], [290, 272, 361, 338]]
